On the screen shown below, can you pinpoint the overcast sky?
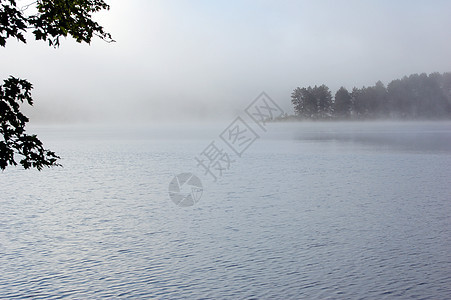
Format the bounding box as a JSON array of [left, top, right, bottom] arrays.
[[1, 0, 451, 123]]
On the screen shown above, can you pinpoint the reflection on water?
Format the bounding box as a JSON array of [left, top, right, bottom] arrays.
[[0, 122, 450, 299], [290, 121, 451, 153]]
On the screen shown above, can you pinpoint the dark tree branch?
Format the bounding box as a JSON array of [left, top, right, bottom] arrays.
[[1, 0, 113, 170], [0, 77, 61, 171]]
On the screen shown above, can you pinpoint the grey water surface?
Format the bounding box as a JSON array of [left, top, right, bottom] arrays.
[[1, 121, 450, 299]]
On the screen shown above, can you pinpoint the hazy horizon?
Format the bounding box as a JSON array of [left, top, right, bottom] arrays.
[[2, 0, 451, 124]]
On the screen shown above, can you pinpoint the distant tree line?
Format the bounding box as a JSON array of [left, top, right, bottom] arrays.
[[290, 72, 451, 119]]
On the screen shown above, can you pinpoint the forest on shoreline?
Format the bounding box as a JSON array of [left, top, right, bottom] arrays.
[[282, 72, 451, 120]]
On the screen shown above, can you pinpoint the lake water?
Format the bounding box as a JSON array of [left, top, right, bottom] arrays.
[[1, 121, 450, 299]]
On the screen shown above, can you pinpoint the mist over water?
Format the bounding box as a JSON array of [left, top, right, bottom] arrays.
[[288, 121, 451, 152], [2, 0, 451, 297], [1, 121, 450, 298]]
